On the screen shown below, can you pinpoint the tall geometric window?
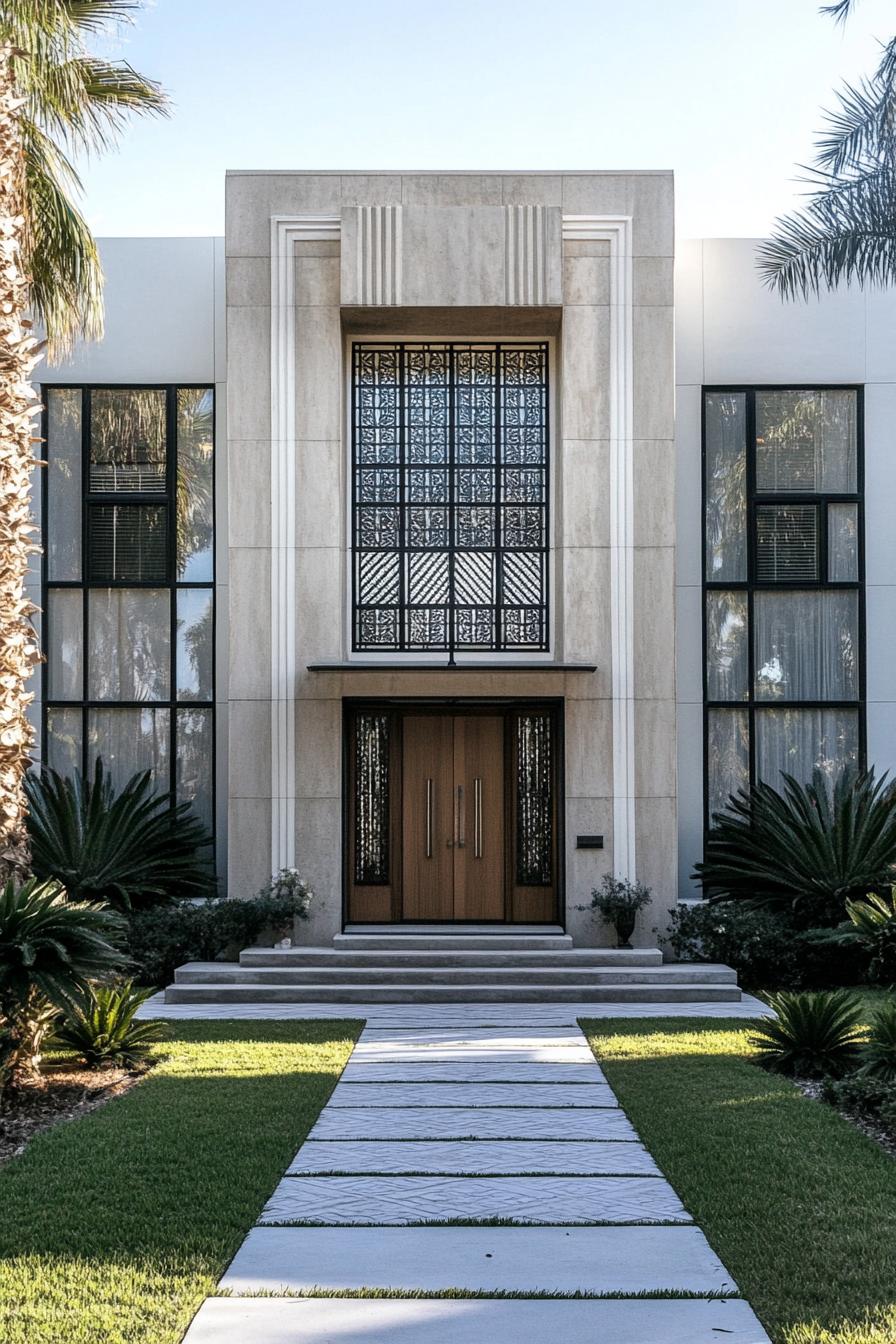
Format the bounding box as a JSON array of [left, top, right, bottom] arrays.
[[703, 387, 863, 824], [351, 342, 550, 654], [41, 386, 215, 839]]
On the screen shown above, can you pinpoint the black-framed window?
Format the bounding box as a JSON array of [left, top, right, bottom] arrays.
[[351, 341, 550, 655], [41, 385, 215, 842], [703, 386, 864, 826]]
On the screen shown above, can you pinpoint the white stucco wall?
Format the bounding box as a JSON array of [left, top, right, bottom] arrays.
[[34, 237, 229, 880], [674, 238, 896, 895]]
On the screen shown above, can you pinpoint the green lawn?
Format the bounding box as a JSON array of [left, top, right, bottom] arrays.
[[582, 1017, 896, 1344], [0, 1019, 361, 1344]]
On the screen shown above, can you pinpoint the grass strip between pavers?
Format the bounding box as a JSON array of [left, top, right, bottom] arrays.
[[581, 1017, 896, 1344], [0, 1019, 361, 1344]]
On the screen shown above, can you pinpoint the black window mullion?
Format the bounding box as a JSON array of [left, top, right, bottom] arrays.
[[745, 389, 757, 790], [81, 387, 91, 777], [167, 386, 178, 809], [41, 383, 214, 855], [704, 385, 865, 827], [819, 493, 829, 584]]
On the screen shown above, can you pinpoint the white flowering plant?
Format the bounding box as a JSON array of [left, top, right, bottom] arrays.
[[257, 868, 313, 919]]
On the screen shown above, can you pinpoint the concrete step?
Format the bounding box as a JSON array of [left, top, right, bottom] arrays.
[[164, 981, 743, 1004], [176, 962, 737, 986], [334, 933, 575, 952], [240, 947, 664, 968]]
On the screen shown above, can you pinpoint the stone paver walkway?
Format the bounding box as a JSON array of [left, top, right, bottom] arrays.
[[180, 1005, 771, 1343]]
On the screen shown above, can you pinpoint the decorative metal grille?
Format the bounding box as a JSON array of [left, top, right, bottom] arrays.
[[354, 712, 390, 883], [352, 342, 549, 653], [516, 712, 553, 885]]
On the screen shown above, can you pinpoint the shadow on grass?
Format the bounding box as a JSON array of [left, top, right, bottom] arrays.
[[581, 1017, 896, 1344]]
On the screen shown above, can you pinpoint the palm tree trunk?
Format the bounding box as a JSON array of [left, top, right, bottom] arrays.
[[0, 44, 43, 883]]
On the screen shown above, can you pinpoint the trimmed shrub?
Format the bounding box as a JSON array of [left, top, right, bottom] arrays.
[[749, 990, 865, 1079], [126, 890, 312, 988], [25, 761, 215, 909], [821, 1073, 896, 1135], [54, 981, 167, 1069], [694, 767, 896, 928], [664, 900, 866, 990]]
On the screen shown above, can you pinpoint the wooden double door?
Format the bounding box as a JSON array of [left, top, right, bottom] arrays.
[[402, 714, 505, 921], [346, 704, 559, 924]]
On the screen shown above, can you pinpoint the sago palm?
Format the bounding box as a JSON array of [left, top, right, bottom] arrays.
[[25, 760, 215, 908], [857, 999, 896, 1081], [0, 4, 166, 882], [694, 768, 896, 927], [54, 979, 166, 1068], [0, 875, 125, 1089], [758, 1, 896, 297], [750, 990, 865, 1079]]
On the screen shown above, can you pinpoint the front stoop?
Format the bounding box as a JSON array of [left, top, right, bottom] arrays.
[[164, 927, 742, 1004]]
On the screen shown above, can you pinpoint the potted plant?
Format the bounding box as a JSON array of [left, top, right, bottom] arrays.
[[581, 874, 653, 949]]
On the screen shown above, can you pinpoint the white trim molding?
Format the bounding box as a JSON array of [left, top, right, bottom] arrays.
[[562, 214, 636, 882], [269, 214, 340, 873]]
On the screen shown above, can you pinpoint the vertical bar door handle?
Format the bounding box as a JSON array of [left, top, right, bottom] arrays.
[[425, 778, 433, 859], [474, 777, 482, 858], [456, 784, 465, 848]]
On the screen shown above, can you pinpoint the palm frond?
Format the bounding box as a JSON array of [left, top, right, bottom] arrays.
[[694, 767, 896, 926], [23, 127, 103, 354], [814, 76, 895, 175], [820, 1, 859, 23], [53, 979, 167, 1067], [63, 2, 147, 32], [758, 162, 896, 298], [2, 0, 168, 353], [25, 759, 216, 909], [857, 1001, 896, 1080], [35, 56, 167, 155], [2, 1, 144, 44], [761, 11, 896, 300], [750, 990, 865, 1079]]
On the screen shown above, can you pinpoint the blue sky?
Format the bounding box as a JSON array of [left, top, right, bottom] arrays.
[[82, 0, 895, 239]]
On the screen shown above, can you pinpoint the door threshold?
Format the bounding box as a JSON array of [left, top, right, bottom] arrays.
[[343, 923, 567, 935]]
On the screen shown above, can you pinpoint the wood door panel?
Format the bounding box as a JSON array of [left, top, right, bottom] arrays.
[[401, 715, 455, 920], [347, 704, 560, 925], [453, 715, 505, 920]]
